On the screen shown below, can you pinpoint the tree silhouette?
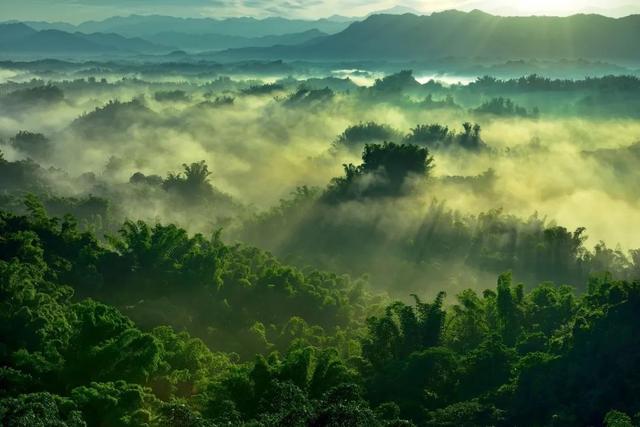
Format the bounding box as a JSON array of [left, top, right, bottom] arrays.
[[163, 160, 214, 200]]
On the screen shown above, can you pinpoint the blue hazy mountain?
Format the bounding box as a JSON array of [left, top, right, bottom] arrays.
[[22, 15, 352, 38], [145, 29, 328, 52], [0, 23, 169, 54], [216, 10, 640, 61], [5, 11, 640, 61]]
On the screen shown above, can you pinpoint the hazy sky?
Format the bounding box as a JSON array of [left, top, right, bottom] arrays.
[[1, 0, 638, 23]]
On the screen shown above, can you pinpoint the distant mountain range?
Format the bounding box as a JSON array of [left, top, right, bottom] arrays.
[[19, 15, 352, 38], [367, 5, 424, 16], [1, 15, 349, 54], [0, 22, 329, 55], [2, 11, 640, 61], [216, 11, 640, 61], [0, 23, 168, 54], [145, 29, 327, 52]]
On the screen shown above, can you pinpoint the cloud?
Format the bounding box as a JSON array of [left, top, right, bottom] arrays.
[[1, 0, 638, 22], [0, 0, 489, 22], [48, 0, 214, 4]]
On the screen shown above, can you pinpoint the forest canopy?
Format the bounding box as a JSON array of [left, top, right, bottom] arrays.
[[1, 202, 639, 426], [1, 54, 639, 426]]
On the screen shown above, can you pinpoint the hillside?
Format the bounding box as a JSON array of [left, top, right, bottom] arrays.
[[0, 23, 169, 54], [217, 10, 640, 61], [146, 29, 327, 52], [21, 15, 352, 37]]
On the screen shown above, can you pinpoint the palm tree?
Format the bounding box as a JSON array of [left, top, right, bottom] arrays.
[[183, 161, 211, 188], [163, 160, 213, 199]]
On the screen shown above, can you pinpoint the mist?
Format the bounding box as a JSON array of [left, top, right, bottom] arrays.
[[4, 9, 640, 427], [1, 66, 638, 298]]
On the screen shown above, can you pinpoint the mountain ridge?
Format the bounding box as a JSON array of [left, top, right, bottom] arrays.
[[0, 23, 170, 54], [214, 11, 640, 61], [16, 15, 353, 38], [145, 29, 328, 52]]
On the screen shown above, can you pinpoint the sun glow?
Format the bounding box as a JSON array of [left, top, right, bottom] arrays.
[[514, 0, 583, 15]]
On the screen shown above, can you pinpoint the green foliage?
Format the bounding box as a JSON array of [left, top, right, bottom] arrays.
[[2, 203, 640, 426], [402, 122, 485, 150], [246, 168, 637, 292], [157, 402, 213, 427], [0, 392, 86, 427], [10, 131, 51, 160], [325, 142, 434, 201], [421, 93, 459, 110], [0, 204, 370, 359], [163, 161, 212, 199], [71, 381, 155, 427], [3, 61, 640, 427], [65, 301, 162, 386], [333, 122, 401, 150], [370, 70, 421, 96], [158, 161, 235, 210], [425, 399, 505, 427], [242, 83, 284, 95], [284, 86, 334, 107], [403, 124, 451, 148], [154, 90, 190, 102], [473, 97, 538, 117], [0, 156, 49, 192], [2, 85, 64, 111], [604, 410, 634, 427], [71, 99, 156, 139]]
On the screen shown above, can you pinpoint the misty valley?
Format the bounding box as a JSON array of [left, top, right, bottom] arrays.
[[1, 8, 640, 427]]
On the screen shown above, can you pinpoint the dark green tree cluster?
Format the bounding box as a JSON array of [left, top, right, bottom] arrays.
[[9, 131, 52, 160], [1, 84, 64, 113], [0, 201, 371, 358], [2, 203, 639, 426], [346, 72, 640, 118], [283, 87, 334, 107], [333, 122, 485, 153], [325, 142, 434, 201], [333, 122, 401, 151], [71, 99, 157, 139], [0, 235, 231, 425], [473, 97, 539, 118], [0, 152, 242, 238], [470, 74, 640, 93], [462, 75, 640, 118], [242, 83, 284, 95], [403, 122, 485, 150], [154, 90, 190, 102], [357, 272, 640, 426], [369, 70, 422, 97], [0, 150, 49, 193], [161, 161, 231, 204], [420, 94, 459, 110]]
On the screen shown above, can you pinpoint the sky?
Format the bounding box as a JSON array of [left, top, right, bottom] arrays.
[[1, 0, 638, 23]]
